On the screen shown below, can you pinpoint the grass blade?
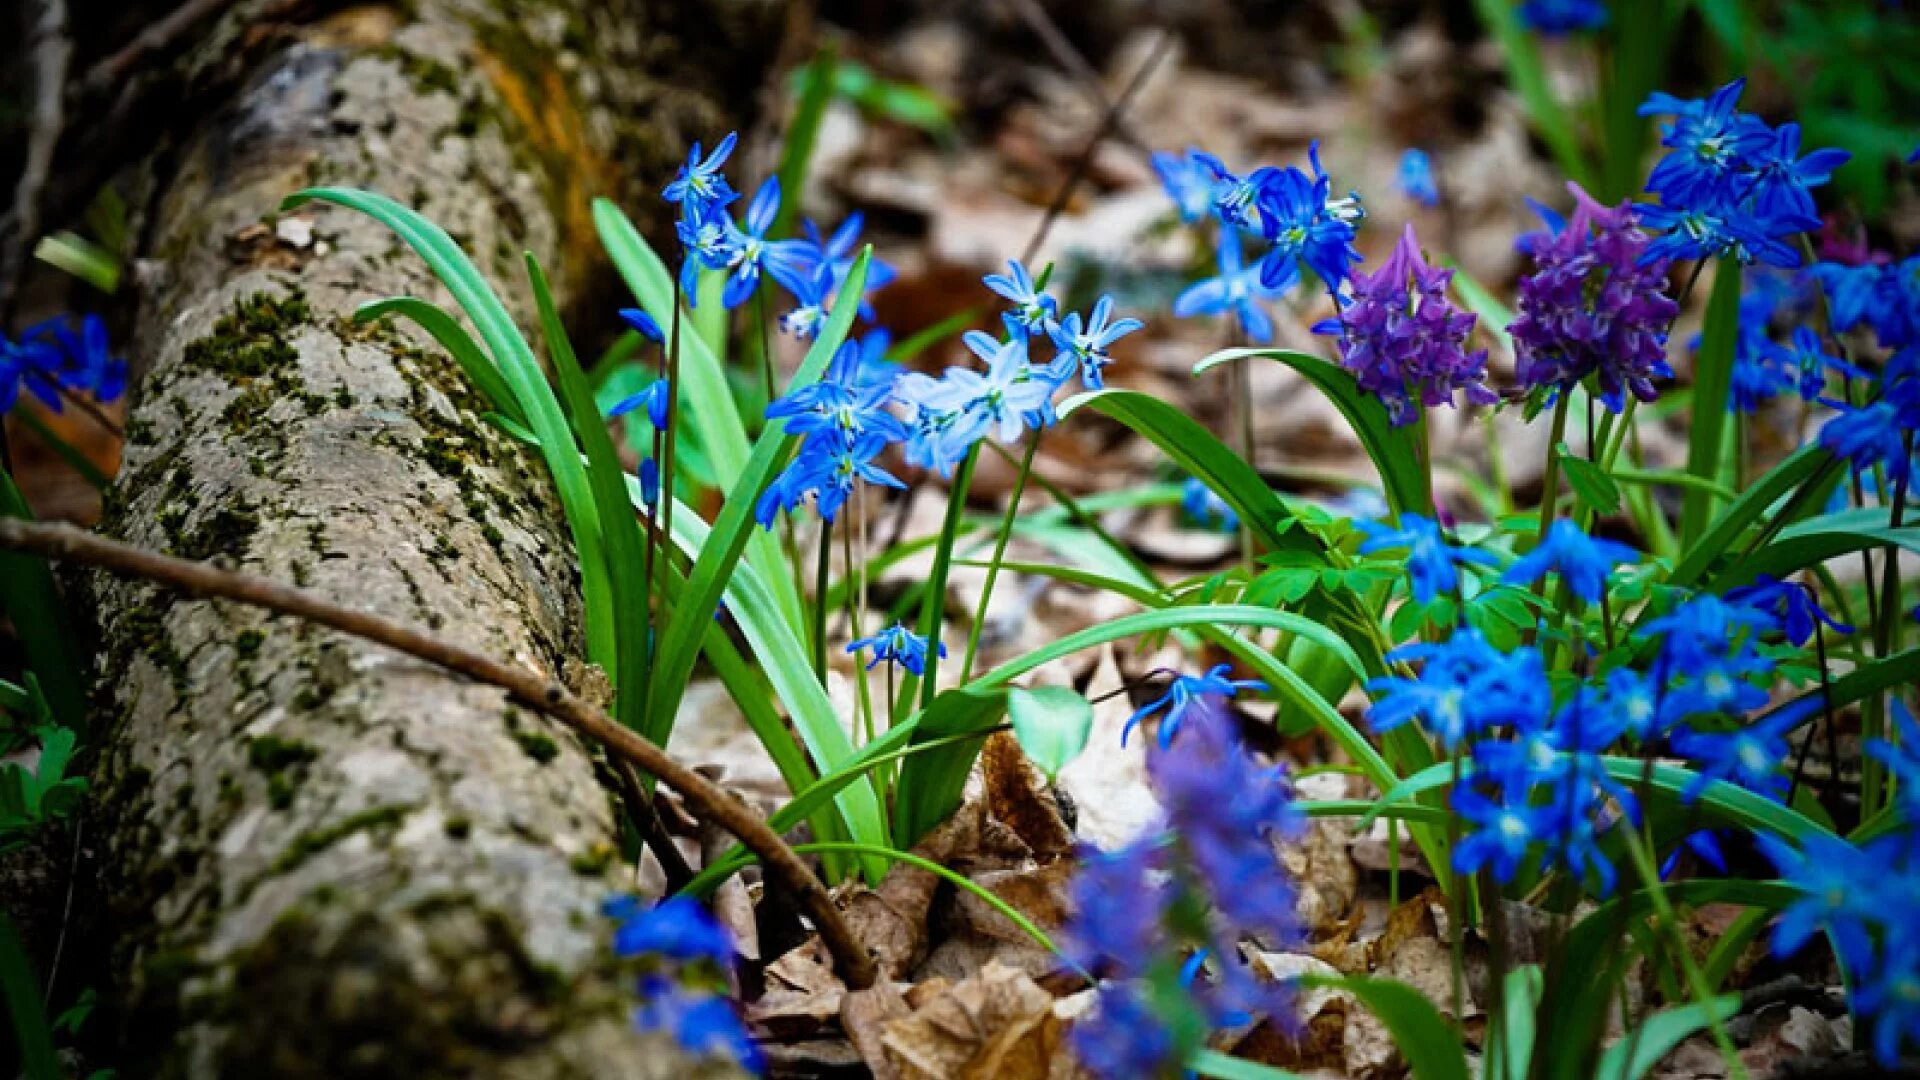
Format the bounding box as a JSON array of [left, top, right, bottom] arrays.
[[1680, 264, 1742, 544], [354, 297, 524, 424]]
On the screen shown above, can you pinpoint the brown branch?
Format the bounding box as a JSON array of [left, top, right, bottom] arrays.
[[0, 518, 880, 991], [0, 0, 72, 320], [1001, 0, 1155, 159], [72, 0, 240, 103]]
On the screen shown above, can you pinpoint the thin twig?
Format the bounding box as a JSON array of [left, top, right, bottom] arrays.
[[1001, 0, 1155, 158], [0, 0, 72, 320], [0, 518, 880, 990], [72, 0, 238, 103]]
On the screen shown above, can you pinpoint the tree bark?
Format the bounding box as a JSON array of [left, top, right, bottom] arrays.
[[78, 1, 780, 1075]]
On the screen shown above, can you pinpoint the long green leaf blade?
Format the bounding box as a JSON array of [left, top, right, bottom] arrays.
[[1681, 265, 1743, 544], [354, 296, 524, 424]]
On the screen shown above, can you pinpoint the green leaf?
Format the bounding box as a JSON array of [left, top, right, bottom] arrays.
[[528, 254, 650, 733], [285, 188, 616, 674], [33, 231, 120, 293], [1302, 975, 1470, 1080], [891, 686, 1013, 847], [0, 470, 86, 730], [1681, 266, 1743, 544], [1468, 0, 1590, 186], [1193, 349, 1431, 519], [775, 47, 839, 239], [592, 197, 804, 634], [354, 297, 524, 424], [1716, 508, 1920, 590], [1754, 645, 1920, 735], [1559, 447, 1622, 517], [1007, 686, 1094, 782], [0, 912, 58, 1080], [1499, 965, 1543, 1080], [1599, 996, 1742, 1080], [1188, 1050, 1309, 1080], [1669, 444, 1837, 588]]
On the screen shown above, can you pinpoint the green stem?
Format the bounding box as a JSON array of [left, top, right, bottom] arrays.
[[909, 445, 980, 715], [962, 434, 1040, 681], [1864, 431, 1913, 817], [1536, 394, 1574, 543], [812, 518, 833, 680], [985, 439, 1158, 586], [1621, 828, 1750, 1080]]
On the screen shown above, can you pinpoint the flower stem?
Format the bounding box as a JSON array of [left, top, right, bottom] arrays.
[[962, 433, 1039, 681], [1621, 827, 1749, 1080], [812, 517, 833, 681], [1536, 393, 1574, 544]]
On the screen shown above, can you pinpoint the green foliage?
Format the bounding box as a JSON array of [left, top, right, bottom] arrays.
[[1006, 686, 1094, 782]]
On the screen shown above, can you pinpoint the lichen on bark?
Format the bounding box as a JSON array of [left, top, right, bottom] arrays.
[[76, 0, 783, 1074]]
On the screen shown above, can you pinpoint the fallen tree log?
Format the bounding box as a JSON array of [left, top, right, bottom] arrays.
[[76, 1, 781, 1074]]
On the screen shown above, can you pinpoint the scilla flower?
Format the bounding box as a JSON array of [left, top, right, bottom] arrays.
[[604, 894, 761, 1074], [663, 131, 739, 215], [1256, 141, 1364, 293], [1123, 664, 1266, 748], [1049, 296, 1144, 391], [1355, 512, 1496, 604], [1396, 149, 1439, 207], [983, 259, 1059, 337], [1501, 519, 1638, 603], [1173, 231, 1285, 343], [847, 622, 944, 676]]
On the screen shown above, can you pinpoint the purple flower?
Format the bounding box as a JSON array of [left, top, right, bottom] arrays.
[[1508, 183, 1679, 413], [1070, 983, 1180, 1079], [1315, 224, 1495, 426], [1062, 841, 1168, 978]]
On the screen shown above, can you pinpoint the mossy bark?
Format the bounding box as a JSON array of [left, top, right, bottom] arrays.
[[81, 1, 781, 1075]]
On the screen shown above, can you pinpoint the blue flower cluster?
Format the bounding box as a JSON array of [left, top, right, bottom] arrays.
[[1817, 346, 1920, 484], [1156, 142, 1364, 345], [1066, 692, 1302, 1077], [1355, 513, 1494, 605], [604, 895, 762, 1074], [0, 314, 127, 416], [1637, 80, 1849, 268]]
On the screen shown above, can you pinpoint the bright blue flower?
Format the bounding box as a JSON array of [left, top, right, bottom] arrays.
[[1766, 326, 1865, 403], [718, 177, 810, 309], [607, 377, 670, 428], [639, 457, 660, 507], [1755, 832, 1882, 975], [1256, 142, 1365, 292], [1643, 593, 1780, 678], [1747, 123, 1852, 222], [1856, 935, 1920, 1066], [1355, 512, 1496, 604], [1367, 630, 1546, 750], [663, 132, 739, 215], [1396, 149, 1440, 206], [1809, 256, 1920, 350], [605, 895, 735, 965], [908, 331, 1066, 448], [1727, 574, 1851, 646], [1172, 231, 1283, 343], [1502, 519, 1639, 603], [5, 315, 128, 413], [1865, 698, 1920, 822], [983, 259, 1059, 337], [1635, 201, 1811, 268], [618, 307, 663, 343], [1180, 477, 1238, 532], [777, 264, 835, 340], [754, 431, 905, 525], [1452, 782, 1548, 883], [1605, 667, 1664, 741], [1153, 149, 1216, 224], [1187, 150, 1271, 232], [675, 202, 736, 295], [1049, 295, 1144, 390], [633, 975, 764, 1074], [1519, 0, 1607, 33], [790, 213, 897, 318], [1819, 399, 1913, 484], [1662, 830, 1730, 879], [1639, 80, 1774, 211], [765, 340, 908, 446], [1670, 708, 1799, 801], [1124, 664, 1266, 748], [846, 622, 944, 675]]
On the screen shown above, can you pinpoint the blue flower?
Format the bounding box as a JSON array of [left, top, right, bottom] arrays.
[[755, 431, 905, 526], [1809, 256, 1920, 350], [1755, 832, 1882, 975], [1819, 400, 1913, 484], [1670, 708, 1799, 801], [1643, 594, 1780, 678], [1502, 520, 1639, 603], [777, 265, 836, 341], [1048, 295, 1144, 390], [1070, 983, 1179, 1079], [1605, 667, 1664, 741], [765, 340, 908, 446], [718, 177, 811, 309], [1452, 782, 1548, 883], [1187, 150, 1272, 232], [1396, 149, 1440, 207], [605, 895, 735, 966], [1865, 698, 1920, 822], [908, 331, 1066, 447], [1856, 935, 1920, 1066], [1180, 477, 1238, 532], [5, 315, 128, 413], [1635, 201, 1810, 268], [1746, 123, 1852, 223], [1639, 80, 1774, 211], [607, 377, 670, 428], [1173, 231, 1284, 343], [1355, 512, 1496, 604], [663, 132, 739, 215], [1366, 630, 1547, 750], [1727, 574, 1851, 646], [1766, 326, 1865, 403], [675, 202, 736, 295], [846, 622, 944, 675], [618, 307, 664, 343], [633, 975, 764, 1075], [789, 213, 897, 318], [1153, 149, 1216, 224], [983, 259, 1059, 337], [1256, 142, 1364, 293], [1519, 0, 1607, 33], [1124, 664, 1266, 748]]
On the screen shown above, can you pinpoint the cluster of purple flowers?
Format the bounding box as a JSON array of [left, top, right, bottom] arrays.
[[604, 895, 762, 1074], [0, 314, 127, 416], [1066, 691, 1303, 1077], [1761, 699, 1920, 1064], [1157, 142, 1365, 344], [1636, 80, 1848, 269], [1316, 224, 1496, 426], [1508, 183, 1680, 412]]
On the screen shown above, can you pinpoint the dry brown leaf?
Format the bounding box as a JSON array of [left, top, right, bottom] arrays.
[[1235, 952, 1352, 1073], [843, 981, 915, 1080], [982, 732, 1075, 861], [880, 960, 1075, 1080], [1055, 646, 1160, 849], [1284, 774, 1360, 940]]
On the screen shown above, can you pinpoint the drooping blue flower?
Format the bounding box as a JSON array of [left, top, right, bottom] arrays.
[[1049, 295, 1144, 391], [618, 307, 664, 343], [1152, 149, 1216, 224], [676, 202, 737, 295], [765, 340, 909, 447], [1355, 512, 1497, 604], [1819, 400, 1914, 483], [1180, 476, 1239, 532], [1316, 224, 1495, 425], [1502, 520, 1639, 603], [605, 895, 735, 966], [1519, 0, 1607, 33], [1509, 184, 1678, 412], [1726, 574, 1851, 646], [1755, 832, 1882, 975], [633, 975, 765, 1075], [1765, 326, 1865, 403], [1123, 664, 1266, 748], [1187, 150, 1273, 232], [663, 132, 740, 215], [755, 430, 905, 526], [607, 377, 670, 428], [1809, 255, 1920, 350], [1396, 148, 1440, 207], [846, 622, 944, 676], [5, 315, 128, 414], [1256, 141, 1365, 293], [789, 213, 897, 318], [1173, 231, 1285, 343], [983, 259, 1059, 338], [1670, 708, 1799, 801]]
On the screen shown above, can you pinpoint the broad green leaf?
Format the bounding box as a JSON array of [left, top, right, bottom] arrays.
[[1007, 686, 1094, 782], [592, 197, 805, 634], [1189, 1050, 1308, 1080], [1755, 645, 1920, 736], [1716, 508, 1920, 590], [0, 912, 57, 1080], [1193, 349, 1431, 519], [1599, 996, 1741, 1080], [1500, 965, 1543, 1080], [891, 684, 1013, 847], [0, 470, 85, 729], [1669, 444, 1836, 588], [1681, 266, 1743, 544], [1302, 975, 1469, 1080], [285, 188, 615, 672], [1560, 447, 1622, 517], [639, 249, 868, 753], [354, 297, 523, 424]]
